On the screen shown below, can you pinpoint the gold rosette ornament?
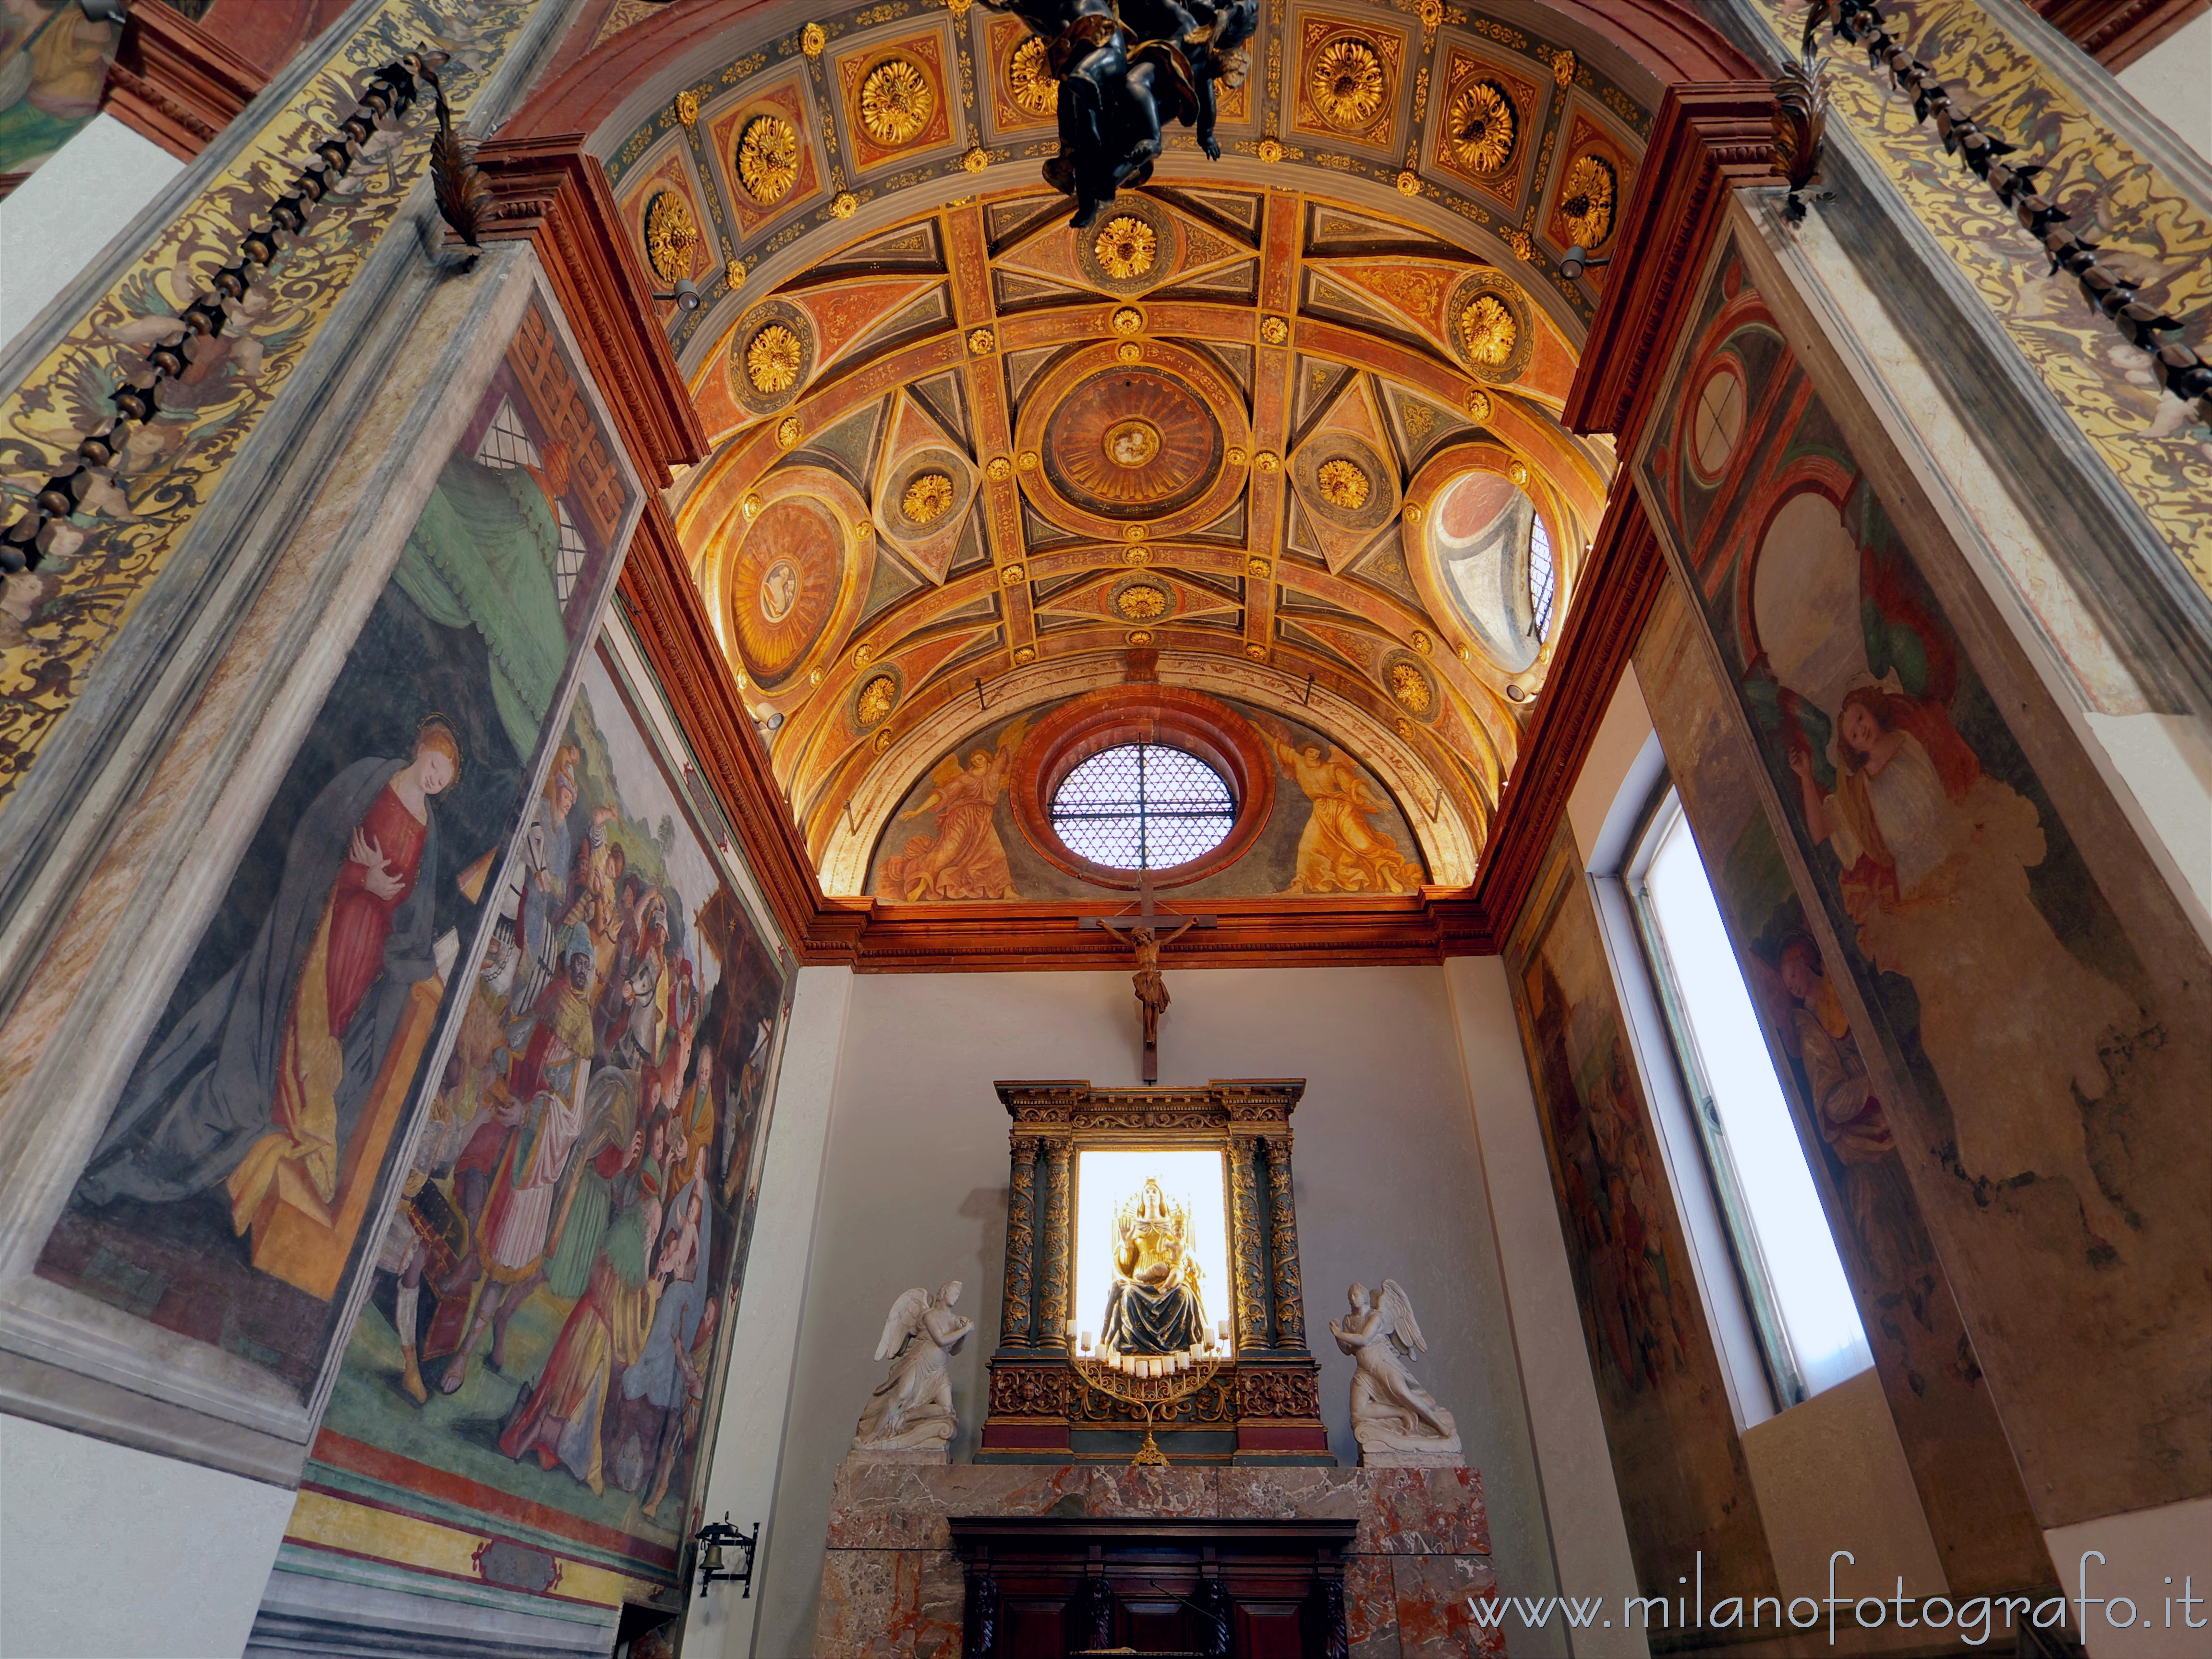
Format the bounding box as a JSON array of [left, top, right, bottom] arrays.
[[859, 57, 935, 145], [1310, 38, 1387, 131], [737, 115, 801, 204]]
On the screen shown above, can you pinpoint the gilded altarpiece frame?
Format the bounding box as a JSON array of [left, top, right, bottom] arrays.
[[979, 1080, 1331, 1465]]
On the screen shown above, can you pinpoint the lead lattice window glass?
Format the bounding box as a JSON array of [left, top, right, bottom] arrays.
[[1527, 513, 1556, 640], [1051, 744, 1235, 869]]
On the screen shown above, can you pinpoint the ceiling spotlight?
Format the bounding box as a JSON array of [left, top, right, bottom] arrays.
[[1558, 244, 1612, 281], [654, 277, 702, 312]]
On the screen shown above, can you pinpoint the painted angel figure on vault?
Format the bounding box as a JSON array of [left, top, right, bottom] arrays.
[[1101, 1178, 1209, 1355]]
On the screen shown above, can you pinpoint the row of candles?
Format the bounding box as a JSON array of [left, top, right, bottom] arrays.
[[1064, 1318, 1232, 1378]]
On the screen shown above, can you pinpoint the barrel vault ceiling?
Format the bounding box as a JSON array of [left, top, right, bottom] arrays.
[[596, 0, 1653, 894]]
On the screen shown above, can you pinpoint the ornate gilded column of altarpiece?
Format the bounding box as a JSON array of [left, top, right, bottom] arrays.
[[999, 1136, 1040, 1348], [980, 1081, 1329, 1465]]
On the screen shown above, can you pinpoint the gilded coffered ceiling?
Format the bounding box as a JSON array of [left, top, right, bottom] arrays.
[[603, 0, 1649, 896]]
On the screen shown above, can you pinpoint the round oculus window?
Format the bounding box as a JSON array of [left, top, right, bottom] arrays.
[[1048, 743, 1235, 871]]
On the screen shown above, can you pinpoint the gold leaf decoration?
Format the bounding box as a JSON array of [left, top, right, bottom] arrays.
[[675, 90, 700, 127], [746, 324, 805, 392], [1115, 582, 1170, 621], [1102, 419, 1162, 468], [830, 191, 858, 218], [1317, 457, 1371, 508], [1009, 36, 1058, 115], [644, 190, 699, 285], [1094, 215, 1158, 279], [1446, 80, 1516, 174], [1551, 48, 1575, 88], [1459, 293, 1517, 365], [801, 21, 826, 56], [1559, 153, 1617, 249], [1310, 38, 1387, 131], [859, 57, 935, 146], [737, 114, 801, 204], [902, 471, 955, 524], [1389, 661, 1432, 713], [856, 674, 898, 725]]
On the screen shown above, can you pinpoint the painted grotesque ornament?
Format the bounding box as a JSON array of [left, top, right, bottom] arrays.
[[1102, 1180, 1208, 1356]]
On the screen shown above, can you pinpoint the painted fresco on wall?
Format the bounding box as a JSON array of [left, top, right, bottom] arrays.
[[0, 1, 121, 178], [1503, 828, 1776, 1594], [36, 303, 634, 1395], [291, 637, 787, 1604], [867, 699, 1426, 900], [1634, 241, 2212, 1519], [1636, 581, 2047, 1593]]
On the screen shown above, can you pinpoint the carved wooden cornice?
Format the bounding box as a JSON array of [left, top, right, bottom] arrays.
[[102, 3, 266, 162], [1458, 488, 1667, 936], [471, 134, 707, 488], [617, 495, 829, 953], [995, 1079, 1305, 1135], [2035, 0, 2207, 68], [1563, 82, 1777, 450]]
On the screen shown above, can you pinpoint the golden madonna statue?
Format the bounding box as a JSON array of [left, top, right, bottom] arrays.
[[1100, 1178, 1209, 1356]]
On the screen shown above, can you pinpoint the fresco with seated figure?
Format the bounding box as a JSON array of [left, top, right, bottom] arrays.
[[294, 637, 788, 1607], [37, 303, 633, 1397]]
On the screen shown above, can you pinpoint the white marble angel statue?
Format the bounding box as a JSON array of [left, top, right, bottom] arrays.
[[849, 1280, 974, 1460], [1330, 1280, 1464, 1466]]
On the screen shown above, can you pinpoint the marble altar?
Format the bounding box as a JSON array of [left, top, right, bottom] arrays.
[[812, 1459, 1507, 1658]]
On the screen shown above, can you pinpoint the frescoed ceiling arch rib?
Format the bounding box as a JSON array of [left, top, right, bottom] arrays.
[[498, 0, 1697, 902]]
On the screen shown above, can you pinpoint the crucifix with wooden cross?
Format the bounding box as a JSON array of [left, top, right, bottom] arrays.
[[1080, 867, 1217, 1083]]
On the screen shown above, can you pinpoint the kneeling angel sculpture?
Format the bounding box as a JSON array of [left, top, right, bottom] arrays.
[[1330, 1280, 1464, 1466], [851, 1280, 974, 1460]]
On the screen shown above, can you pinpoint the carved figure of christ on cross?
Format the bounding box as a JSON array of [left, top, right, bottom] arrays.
[[1080, 867, 1216, 1082]]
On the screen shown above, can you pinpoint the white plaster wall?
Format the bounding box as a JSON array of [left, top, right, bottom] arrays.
[[2044, 1494, 2212, 1657], [0, 1412, 294, 1658], [0, 115, 181, 356], [1443, 954, 1649, 1659], [688, 967, 855, 1659], [1738, 1367, 1946, 1606], [751, 964, 1572, 1659], [2117, 11, 2212, 160]]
